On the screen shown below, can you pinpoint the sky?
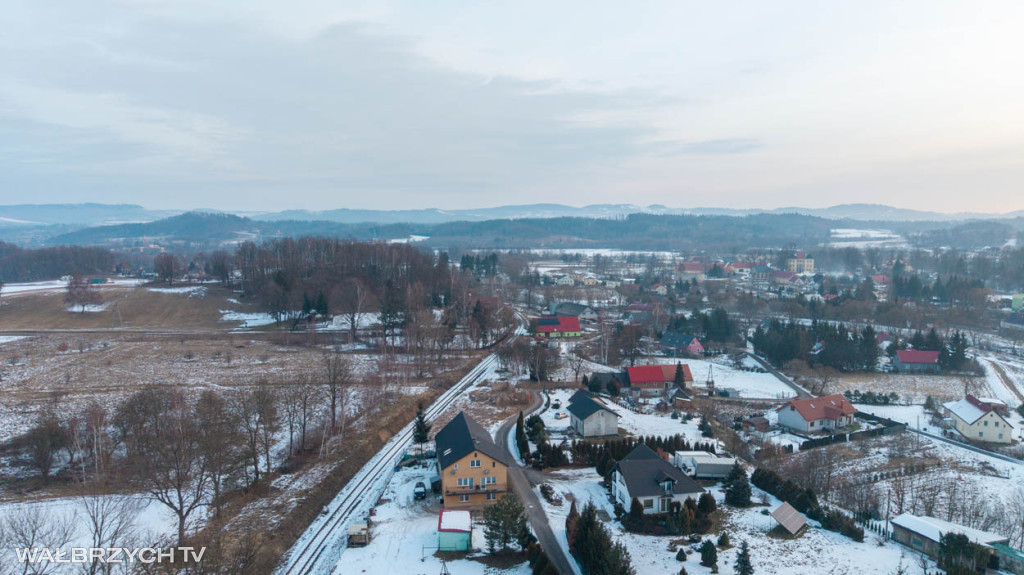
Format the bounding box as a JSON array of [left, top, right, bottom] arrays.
[[2, 1, 1023, 213]]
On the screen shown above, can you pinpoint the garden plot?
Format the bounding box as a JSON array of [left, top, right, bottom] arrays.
[[612, 404, 707, 442], [334, 466, 529, 575], [827, 372, 991, 404]]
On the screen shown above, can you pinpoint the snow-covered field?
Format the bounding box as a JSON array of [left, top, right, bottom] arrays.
[[828, 228, 908, 249], [640, 357, 796, 399], [0, 336, 26, 345], [148, 285, 209, 296], [334, 466, 529, 575]]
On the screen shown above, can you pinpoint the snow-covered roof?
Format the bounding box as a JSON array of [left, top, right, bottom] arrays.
[[975, 397, 1006, 406], [891, 514, 1008, 547], [438, 510, 472, 533], [943, 398, 987, 424]]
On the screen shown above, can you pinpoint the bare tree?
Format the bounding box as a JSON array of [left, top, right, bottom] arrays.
[[77, 495, 145, 575], [153, 253, 179, 285], [321, 350, 353, 434], [137, 392, 209, 545], [64, 276, 101, 313], [196, 390, 243, 519], [0, 504, 76, 575], [27, 409, 63, 481], [337, 278, 369, 342]]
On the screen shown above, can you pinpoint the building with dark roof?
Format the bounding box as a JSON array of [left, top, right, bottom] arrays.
[[566, 391, 619, 437], [549, 302, 598, 321], [611, 444, 704, 514], [435, 412, 508, 508]]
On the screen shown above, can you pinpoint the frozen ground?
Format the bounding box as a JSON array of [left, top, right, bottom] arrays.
[[148, 285, 209, 296], [638, 357, 795, 399], [219, 309, 279, 327], [334, 466, 529, 575]]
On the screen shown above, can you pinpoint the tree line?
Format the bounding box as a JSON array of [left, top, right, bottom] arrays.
[[0, 242, 114, 283]]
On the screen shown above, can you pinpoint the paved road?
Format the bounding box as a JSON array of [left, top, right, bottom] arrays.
[[496, 393, 579, 575], [742, 352, 811, 398]]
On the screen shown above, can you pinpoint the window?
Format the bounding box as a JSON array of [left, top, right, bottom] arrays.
[[459, 494, 470, 503], [979, 432, 984, 438], [486, 492, 497, 501], [457, 478, 474, 487], [470, 460, 481, 468], [643, 499, 653, 509], [482, 476, 496, 485], [994, 422, 1000, 427], [911, 537, 923, 547], [999, 433, 1004, 439], [984, 421, 989, 427]]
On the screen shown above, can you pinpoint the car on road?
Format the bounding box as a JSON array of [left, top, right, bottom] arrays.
[[413, 481, 427, 500]]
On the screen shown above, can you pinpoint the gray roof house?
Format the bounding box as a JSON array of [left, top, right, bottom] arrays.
[[566, 391, 619, 437], [611, 445, 704, 514], [435, 412, 508, 471], [550, 302, 598, 320]]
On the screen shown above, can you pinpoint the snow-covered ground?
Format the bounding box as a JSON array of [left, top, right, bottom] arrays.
[[219, 310, 278, 327], [66, 302, 111, 313], [979, 356, 1023, 408], [638, 357, 796, 399], [536, 467, 920, 575], [1, 279, 143, 297], [0, 495, 180, 569], [0, 336, 26, 345], [334, 466, 529, 575], [148, 285, 208, 296]]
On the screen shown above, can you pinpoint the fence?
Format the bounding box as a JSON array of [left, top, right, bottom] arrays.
[[798, 413, 906, 451]]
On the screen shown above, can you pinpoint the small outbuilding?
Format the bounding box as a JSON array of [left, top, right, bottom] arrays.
[[771, 502, 807, 536], [437, 510, 472, 552]]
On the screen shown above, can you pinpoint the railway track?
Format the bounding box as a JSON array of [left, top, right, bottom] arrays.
[[276, 315, 528, 575]]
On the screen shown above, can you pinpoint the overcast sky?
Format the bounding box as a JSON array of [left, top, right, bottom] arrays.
[[2, 1, 1023, 213]]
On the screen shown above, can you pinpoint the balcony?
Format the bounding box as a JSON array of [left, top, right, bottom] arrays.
[[444, 484, 508, 496]]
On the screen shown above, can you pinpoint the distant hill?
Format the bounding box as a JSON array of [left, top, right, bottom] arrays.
[[252, 202, 1024, 224], [0, 203, 180, 227]]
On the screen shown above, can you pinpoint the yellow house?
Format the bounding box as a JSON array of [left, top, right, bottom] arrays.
[[787, 252, 814, 274], [435, 412, 509, 508], [943, 396, 1014, 444]]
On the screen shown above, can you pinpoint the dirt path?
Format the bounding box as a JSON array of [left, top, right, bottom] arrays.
[[985, 358, 1024, 404]]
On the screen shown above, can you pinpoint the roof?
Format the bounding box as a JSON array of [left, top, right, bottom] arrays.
[[896, 349, 940, 364], [626, 365, 693, 385], [567, 393, 618, 421], [553, 302, 594, 317], [679, 262, 706, 273], [613, 445, 704, 498], [777, 394, 857, 422], [943, 395, 1010, 426], [771, 502, 807, 535], [435, 412, 508, 471], [743, 416, 769, 425], [534, 316, 580, 333], [660, 332, 701, 350], [589, 372, 625, 388], [891, 514, 1009, 547], [438, 510, 472, 533]]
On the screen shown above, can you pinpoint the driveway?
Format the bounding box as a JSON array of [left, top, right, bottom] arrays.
[[495, 392, 579, 575]]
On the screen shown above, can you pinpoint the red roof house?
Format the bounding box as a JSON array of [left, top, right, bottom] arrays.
[[776, 394, 858, 432], [894, 350, 941, 372]]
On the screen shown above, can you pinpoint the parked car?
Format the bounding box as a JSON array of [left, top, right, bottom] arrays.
[[413, 481, 427, 500]]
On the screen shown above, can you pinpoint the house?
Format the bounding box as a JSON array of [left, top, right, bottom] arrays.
[[554, 275, 575, 286], [786, 252, 814, 274], [771, 270, 797, 284], [677, 262, 706, 281], [588, 372, 626, 394], [437, 510, 472, 551], [942, 395, 1015, 444], [624, 365, 683, 398], [611, 444, 705, 514], [566, 390, 619, 437], [550, 302, 598, 321], [671, 452, 739, 479], [671, 388, 693, 410], [742, 416, 771, 434], [891, 514, 1010, 561], [776, 394, 858, 433], [533, 316, 581, 338], [650, 283, 668, 296], [435, 412, 509, 508], [894, 349, 941, 373], [660, 332, 705, 356]]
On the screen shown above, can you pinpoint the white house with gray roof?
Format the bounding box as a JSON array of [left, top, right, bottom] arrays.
[[611, 444, 704, 514]]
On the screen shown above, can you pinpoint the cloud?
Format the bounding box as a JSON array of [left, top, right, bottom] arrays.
[[653, 138, 761, 156]]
